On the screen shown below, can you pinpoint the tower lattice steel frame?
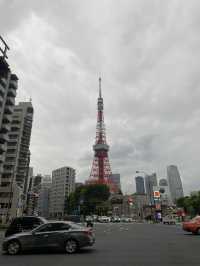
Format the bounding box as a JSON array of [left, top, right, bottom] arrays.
[[88, 78, 116, 192]]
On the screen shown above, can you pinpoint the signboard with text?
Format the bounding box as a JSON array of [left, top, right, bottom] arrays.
[[153, 191, 160, 198]]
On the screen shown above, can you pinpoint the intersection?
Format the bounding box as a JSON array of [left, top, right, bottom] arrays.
[[0, 223, 199, 266]]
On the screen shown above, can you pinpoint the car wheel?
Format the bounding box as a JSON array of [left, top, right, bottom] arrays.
[[7, 240, 21, 255], [192, 231, 197, 235], [65, 239, 78, 254], [193, 228, 200, 235]]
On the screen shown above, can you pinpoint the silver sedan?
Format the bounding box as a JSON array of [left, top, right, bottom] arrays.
[[2, 221, 95, 255]]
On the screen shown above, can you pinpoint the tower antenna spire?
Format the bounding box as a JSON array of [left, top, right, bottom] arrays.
[[99, 77, 102, 98]]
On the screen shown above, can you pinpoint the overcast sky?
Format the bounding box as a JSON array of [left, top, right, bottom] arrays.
[[1, 0, 200, 195]]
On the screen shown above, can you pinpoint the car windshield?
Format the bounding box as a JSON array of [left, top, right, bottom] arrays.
[[67, 222, 84, 230], [33, 222, 72, 233]]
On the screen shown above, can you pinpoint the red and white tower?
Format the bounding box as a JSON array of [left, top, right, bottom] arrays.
[[87, 78, 116, 192]]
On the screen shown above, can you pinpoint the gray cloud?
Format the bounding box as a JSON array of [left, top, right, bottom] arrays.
[[1, 0, 200, 194]]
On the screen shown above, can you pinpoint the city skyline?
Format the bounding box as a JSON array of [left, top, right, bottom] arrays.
[[1, 1, 200, 195]]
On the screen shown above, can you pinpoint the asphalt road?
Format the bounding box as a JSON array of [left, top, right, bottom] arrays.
[[0, 223, 200, 266]]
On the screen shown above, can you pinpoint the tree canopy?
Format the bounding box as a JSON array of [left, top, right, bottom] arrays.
[[176, 191, 200, 217], [66, 184, 110, 216]]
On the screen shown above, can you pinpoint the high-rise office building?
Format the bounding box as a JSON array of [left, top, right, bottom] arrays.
[[0, 102, 33, 219], [145, 173, 158, 205], [167, 165, 184, 203], [49, 166, 75, 218], [38, 175, 52, 218], [109, 174, 121, 191], [135, 176, 145, 194]]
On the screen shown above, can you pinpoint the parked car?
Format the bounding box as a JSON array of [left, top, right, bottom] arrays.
[[162, 215, 177, 225], [85, 216, 93, 222], [5, 216, 47, 237], [111, 216, 121, 223], [98, 216, 111, 223], [121, 217, 132, 223], [182, 215, 200, 235], [2, 221, 95, 255], [92, 215, 98, 222]]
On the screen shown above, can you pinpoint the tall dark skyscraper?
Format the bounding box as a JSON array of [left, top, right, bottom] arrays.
[[145, 173, 158, 205], [135, 176, 145, 194], [167, 165, 184, 203]]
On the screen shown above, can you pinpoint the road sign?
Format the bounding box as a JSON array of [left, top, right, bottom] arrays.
[[153, 191, 160, 198]]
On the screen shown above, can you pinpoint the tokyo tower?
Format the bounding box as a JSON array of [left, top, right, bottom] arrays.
[[87, 78, 116, 192]]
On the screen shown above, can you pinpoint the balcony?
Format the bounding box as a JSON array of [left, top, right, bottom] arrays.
[[1, 177, 11, 184], [0, 154, 5, 162], [0, 84, 5, 98], [1, 123, 10, 133], [20, 143, 29, 148], [11, 122, 20, 127], [7, 142, 17, 148], [0, 133, 9, 143], [0, 143, 6, 152], [6, 96, 15, 106], [4, 105, 13, 114], [6, 153, 17, 159], [3, 169, 13, 174], [2, 114, 12, 124], [0, 186, 11, 193], [8, 138, 18, 143], [4, 161, 15, 166], [7, 86, 16, 97], [10, 126, 20, 133], [9, 79, 17, 89], [0, 94, 4, 105], [18, 162, 27, 168], [0, 78, 6, 88]]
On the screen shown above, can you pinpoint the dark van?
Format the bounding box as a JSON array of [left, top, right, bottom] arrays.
[[5, 216, 47, 237]]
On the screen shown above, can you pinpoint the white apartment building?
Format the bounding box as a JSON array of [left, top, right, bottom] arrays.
[[0, 55, 18, 222], [167, 165, 184, 203], [0, 102, 33, 220], [49, 167, 75, 218]]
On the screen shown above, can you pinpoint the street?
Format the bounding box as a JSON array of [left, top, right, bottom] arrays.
[[0, 223, 200, 266]]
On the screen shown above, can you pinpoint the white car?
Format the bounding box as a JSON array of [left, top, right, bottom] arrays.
[[163, 215, 177, 225], [121, 217, 132, 223], [111, 216, 121, 223], [98, 216, 111, 223]]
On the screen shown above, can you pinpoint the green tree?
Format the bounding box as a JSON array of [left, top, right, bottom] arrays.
[[177, 191, 200, 217], [66, 184, 110, 216]]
